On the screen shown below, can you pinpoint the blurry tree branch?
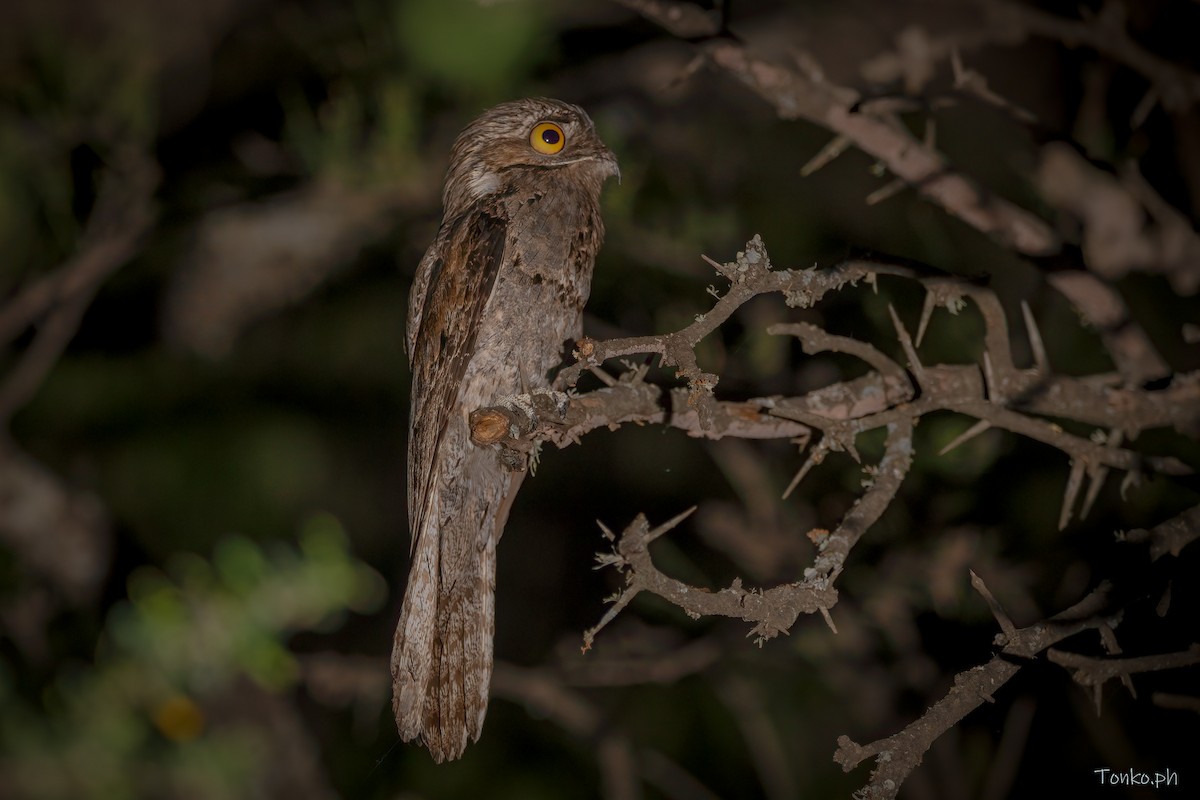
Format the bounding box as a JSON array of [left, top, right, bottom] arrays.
[[493, 663, 641, 800], [0, 448, 110, 657], [614, 0, 1198, 386], [974, 0, 1200, 112], [0, 151, 157, 427], [0, 151, 153, 656], [298, 648, 726, 800], [1039, 143, 1200, 297], [614, 0, 1059, 256], [162, 180, 429, 358]]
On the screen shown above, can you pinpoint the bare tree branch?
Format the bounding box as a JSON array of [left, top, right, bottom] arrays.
[[475, 241, 1195, 492], [834, 579, 1120, 800], [834, 502, 1199, 799], [465, 233, 1196, 797], [1047, 644, 1200, 692], [582, 415, 912, 648]]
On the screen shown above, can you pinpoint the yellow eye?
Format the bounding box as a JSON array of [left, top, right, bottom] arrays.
[[529, 121, 565, 154]]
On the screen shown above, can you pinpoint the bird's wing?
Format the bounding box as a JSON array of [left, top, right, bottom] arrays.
[[406, 205, 508, 555], [406, 221, 447, 356]]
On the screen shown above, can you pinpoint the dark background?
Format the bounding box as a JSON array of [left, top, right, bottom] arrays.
[[1, 1, 1197, 798]]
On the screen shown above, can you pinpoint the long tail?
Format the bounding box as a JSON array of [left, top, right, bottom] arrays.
[[391, 416, 508, 762]]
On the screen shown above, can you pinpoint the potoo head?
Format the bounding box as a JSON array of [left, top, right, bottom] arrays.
[[441, 97, 619, 221]]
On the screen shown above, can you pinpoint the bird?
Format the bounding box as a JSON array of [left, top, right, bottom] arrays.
[[392, 98, 619, 762]]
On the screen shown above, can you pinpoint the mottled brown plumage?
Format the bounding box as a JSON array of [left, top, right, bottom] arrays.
[[392, 98, 618, 762]]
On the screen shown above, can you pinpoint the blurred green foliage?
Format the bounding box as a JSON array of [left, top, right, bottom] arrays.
[[285, 79, 423, 186], [0, 13, 155, 274], [0, 515, 384, 799], [395, 0, 549, 99]]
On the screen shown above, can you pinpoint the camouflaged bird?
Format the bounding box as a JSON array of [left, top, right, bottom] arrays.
[[393, 98, 618, 762]]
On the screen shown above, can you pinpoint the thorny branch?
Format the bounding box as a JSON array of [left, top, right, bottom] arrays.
[[475, 237, 1196, 524], [833, 580, 1120, 800], [467, 234, 1197, 798], [1047, 644, 1200, 693], [834, 503, 1198, 800]]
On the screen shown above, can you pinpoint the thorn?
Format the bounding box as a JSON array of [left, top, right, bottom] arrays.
[[647, 506, 698, 543], [1098, 622, 1122, 656], [1059, 459, 1086, 530], [939, 419, 992, 456], [1119, 470, 1140, 500], [668, 53, 707, 90], [1021, 301, 1048, 374], [1080, 464, 1106, 520], [581, 587, 638, 653], [887, 304, 924, 378], [950, 45, 965, 84], [597, 520, 616, 542], [782, 441, 826, 499], [845, 436, 861, 464], [701, 253, 737, 280], [982, 351, 1000, 401], [801, 134, 853, 177], [1081, 428, 1122, 519], [1130, 85, 1159, 129], [866, 177, 907, 206], [916, 291, 937, 348], [788, 47, 826, 83], [1156, 583, 1171, 617], [819, 606, 838, 634], [1084, 431, 1118, 520], [969, 569, 1016, 640], [589, 365, 618, 387]]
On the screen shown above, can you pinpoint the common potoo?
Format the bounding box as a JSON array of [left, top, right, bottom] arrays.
[[393, 98, 618, 762]]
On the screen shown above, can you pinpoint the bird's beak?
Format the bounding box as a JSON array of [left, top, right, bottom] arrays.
[[595, 146, 621, 184]]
